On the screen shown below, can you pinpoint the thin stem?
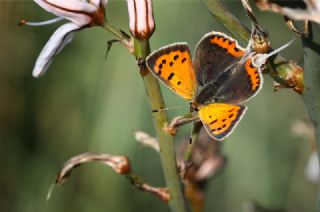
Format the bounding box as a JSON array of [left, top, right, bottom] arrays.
[[183, 122, 202, 161], [102, 22, 129, 41], [102, 20, 186, 212], [134, 39, 187, 212], [301, 23, 320, 211], [202, 0, 250, 41]]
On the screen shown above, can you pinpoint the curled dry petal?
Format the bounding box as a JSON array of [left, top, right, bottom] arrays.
[[165, 115, 200, 136], [255, 0, 320, 23], [32, 22, 80, 77], [291, 119, 315, 143], [134, 131, 159, 152], [55, 153, 131, 186], [127, 0, 155, 40], [48, 152, 170, 202], [139, 185, 170, 203]]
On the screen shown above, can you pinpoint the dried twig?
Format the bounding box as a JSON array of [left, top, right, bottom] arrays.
[[135, 131, 159, 152], [165, 115, 200, 136], [176, 127, 226, 212], [255, 0, 320, 24], [47, 153, 170, 202], [284, 16, 309, 37]]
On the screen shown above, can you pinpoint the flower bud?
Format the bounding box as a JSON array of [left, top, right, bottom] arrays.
[[127, 0, 155, 40]]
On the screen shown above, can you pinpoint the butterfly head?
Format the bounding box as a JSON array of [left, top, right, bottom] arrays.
[[252, 24, 270, 53]]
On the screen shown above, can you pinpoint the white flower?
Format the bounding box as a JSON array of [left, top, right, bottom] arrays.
[[22, 0, 108, 77], [126, 0, 155, 40]]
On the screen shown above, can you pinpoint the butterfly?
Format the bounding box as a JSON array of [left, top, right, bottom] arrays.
[[146, 31, 290, 141]]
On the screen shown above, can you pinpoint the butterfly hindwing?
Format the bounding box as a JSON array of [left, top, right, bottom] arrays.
[[193, 31, 246, 86], [215, 56, 263, 104], [198, 103, 247, 141], [146, 43, 197, 100]]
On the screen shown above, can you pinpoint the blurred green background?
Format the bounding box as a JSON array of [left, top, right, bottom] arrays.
[[0, 0, 316, 211]]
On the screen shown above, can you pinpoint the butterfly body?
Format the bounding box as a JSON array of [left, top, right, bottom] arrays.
[[146, 31, 263, 141], [195, 60, 245, 105]]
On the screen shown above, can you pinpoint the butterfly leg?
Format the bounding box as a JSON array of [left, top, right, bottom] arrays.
[[184, 122, 202, 161]]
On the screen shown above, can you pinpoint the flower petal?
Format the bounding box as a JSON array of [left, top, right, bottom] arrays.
[[101, 0, 108, 7], [89, 0, 99, 6], [32, 22, 81, 78], [33, 0, 97, 26], [21, 17, 64, 26], [127, 0, 155, 39]]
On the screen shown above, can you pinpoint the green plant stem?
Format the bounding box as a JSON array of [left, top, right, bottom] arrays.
[[202, 0, 249, 41], [103, 22, 129, 41], [134, 39, 187, 212], [301, 23, 320, 211], [102, 22, 186, 212]]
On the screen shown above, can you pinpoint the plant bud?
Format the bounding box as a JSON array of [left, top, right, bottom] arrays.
[[127, 0, 155, 40]]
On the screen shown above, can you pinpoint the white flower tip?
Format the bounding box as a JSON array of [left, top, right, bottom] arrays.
[[32, 69, 46, 78]]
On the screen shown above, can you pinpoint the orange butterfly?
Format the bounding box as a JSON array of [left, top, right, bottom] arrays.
[[146, 31, 291, 141]]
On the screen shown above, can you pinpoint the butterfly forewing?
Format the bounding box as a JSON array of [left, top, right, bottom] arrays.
[[198, 103, 247, 141], [193, 31, 246, 86], [146, 43, 197, 100], [215, 57, 263, 104]]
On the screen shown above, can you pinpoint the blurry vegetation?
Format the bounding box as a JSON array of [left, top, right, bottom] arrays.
[[0, 0, 316, 212]]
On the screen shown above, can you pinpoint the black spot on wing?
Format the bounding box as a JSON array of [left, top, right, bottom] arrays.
[[167, 72, 175, 81], [210, 119, 217, 125]]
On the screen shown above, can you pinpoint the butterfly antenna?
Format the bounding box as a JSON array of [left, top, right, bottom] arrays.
[[253, 38, 295, 68], [183, 115, 199, 162], [241, 0, 259, 26], [239, 23, 255, 65], [152, 105, 183, 113]]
